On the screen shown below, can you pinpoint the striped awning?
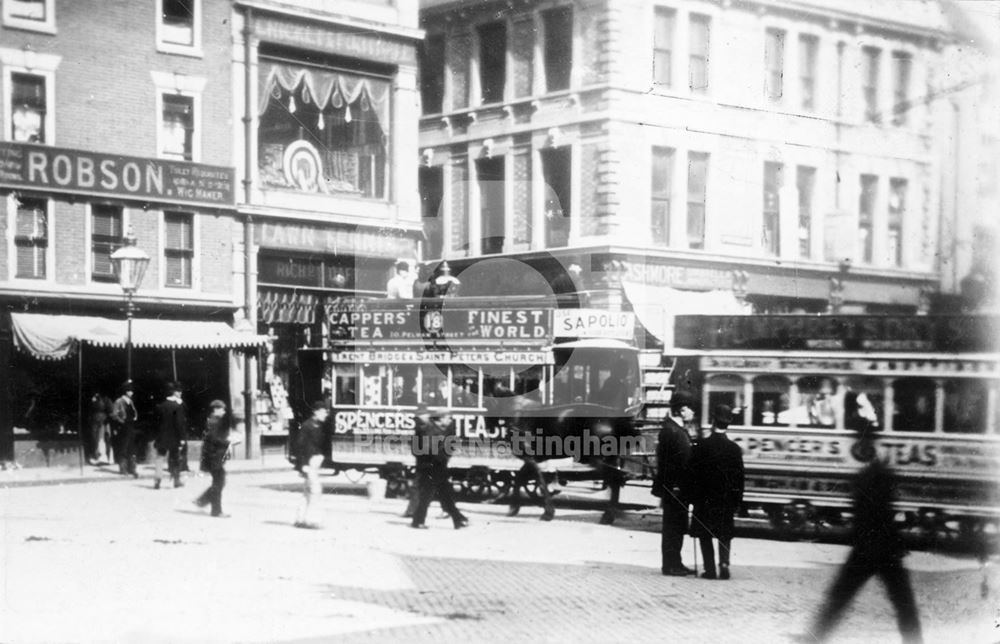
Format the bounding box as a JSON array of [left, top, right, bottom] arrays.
[[10, 313, 268, 360]]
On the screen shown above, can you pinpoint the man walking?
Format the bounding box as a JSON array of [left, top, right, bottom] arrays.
[[689, 404, 745, 580], [154, 382, 188, 489], [110, 382, 139, 478], [652, 391, 697, 576], [411, 408, 468, 530], [810, 392, 923, 643]]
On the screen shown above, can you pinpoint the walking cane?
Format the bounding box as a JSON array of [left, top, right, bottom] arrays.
[[691, 508, 698, 575]]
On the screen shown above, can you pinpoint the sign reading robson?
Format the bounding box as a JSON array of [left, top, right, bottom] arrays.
[[0, 141, 235, 208]]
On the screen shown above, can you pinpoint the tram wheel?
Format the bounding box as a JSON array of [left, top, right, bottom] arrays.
[[466, 468, 493, 501], [768, 502, 817, 539], [490, 471, 513, 500]]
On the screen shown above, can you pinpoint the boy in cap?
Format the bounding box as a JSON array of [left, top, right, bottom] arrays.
[[110, 381, 139, 478], [195, 400, 231, 517]]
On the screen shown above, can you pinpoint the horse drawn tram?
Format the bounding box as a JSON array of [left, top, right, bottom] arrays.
[[670, 313, 1000, 540], [317, 296, 644, 518]]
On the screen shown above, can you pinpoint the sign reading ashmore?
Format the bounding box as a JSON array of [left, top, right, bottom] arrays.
[[0, 141, 235, 208]]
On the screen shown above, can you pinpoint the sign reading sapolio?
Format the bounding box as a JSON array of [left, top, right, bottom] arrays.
[[554, 309, 635, 340]]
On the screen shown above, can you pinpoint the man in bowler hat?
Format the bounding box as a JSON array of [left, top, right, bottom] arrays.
[[154, 381, 188, 489], [411, 407, 468, 530], [652, 391, 697, 576], [689, 404, 745, 580]]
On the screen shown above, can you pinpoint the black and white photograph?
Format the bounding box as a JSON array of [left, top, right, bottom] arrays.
[[0, 0, 998, 642]]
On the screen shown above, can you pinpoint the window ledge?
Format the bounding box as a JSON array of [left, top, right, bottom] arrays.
[[155, 43, 204, 59], [1, 19, 56, 34]]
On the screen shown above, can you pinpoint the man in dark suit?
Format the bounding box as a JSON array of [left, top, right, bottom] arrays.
[[652, 391, 697, 576], [411, 408, 468, 530], [689, 404, 745, 580], [154, 381, 188, 489]]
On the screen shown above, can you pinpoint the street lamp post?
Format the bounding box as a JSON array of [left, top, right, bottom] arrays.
[[110, 228, 151, 385]]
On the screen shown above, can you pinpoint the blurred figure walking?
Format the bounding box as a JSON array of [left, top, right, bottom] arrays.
[[294, 401, 329, 529], [87, 389, 113, 465], [810, 392, 923, 643], [411, 408, 468, 530], [195, 400, 231, 518]]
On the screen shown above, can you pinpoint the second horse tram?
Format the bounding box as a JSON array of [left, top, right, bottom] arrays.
[[669, 313, 1000, 539], [318, 296, 643, 513]]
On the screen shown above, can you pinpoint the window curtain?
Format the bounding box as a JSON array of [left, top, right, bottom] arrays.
[[258, 63, 390, 137]]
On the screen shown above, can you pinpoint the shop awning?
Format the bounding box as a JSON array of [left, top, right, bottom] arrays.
[[11, 313, 269, 360], [622, 281, 749, 347]]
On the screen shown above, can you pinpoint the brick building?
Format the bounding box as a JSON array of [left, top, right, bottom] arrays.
[[416, 0, 975, 345], [0, 0, 253, 462]]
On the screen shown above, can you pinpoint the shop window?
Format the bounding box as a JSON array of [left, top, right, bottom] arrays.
[[542, 7, 572, 92], [858, 174, 877, 264], [794, 376, 839, 428], [893, 377, 935, 432], [892, 51, 911, 126], [10, 72, 46, 143], [843, 377, 885, 429], [541, 147, 571, 248], [14, 197, 48, 279], [764, 28, 784, 102], [706, 374, 744, 424], [164, 211, 193, 288], [888, 178, 906, 267], [797, 166, 815, 259], [91, 204, 123, 282], [419, 34, 445, 114], [161, 93, 194, 161], [943, 380, 988, 434], [688, 14, 710, 94], [420, 166, 445, 259], [799, 35, 818, 111], [651, 146, 674, 245], [686, 152, 708, 250], [752, 375, 790, 427], [258, 62, 390, 199], [158, 0, 200, 53], [478, 21, 507, 104], [477, 156, 505, 255], [2, 0, 55, 33], [861, 46, 881, 123], [653, 7, 675, 87], [763, 162, 783, 256]]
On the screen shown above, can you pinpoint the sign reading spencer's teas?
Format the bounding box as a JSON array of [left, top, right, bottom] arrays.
[[0, 141, 235, 208]]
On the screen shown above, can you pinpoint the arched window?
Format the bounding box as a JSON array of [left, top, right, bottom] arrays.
[[752, 375, 791, 427], [795, 376, 839, 428], [893, 377, 935, 432], [706, 374, 744, 425], [844, 376, 885, 430], [943, 379, 989, 434]]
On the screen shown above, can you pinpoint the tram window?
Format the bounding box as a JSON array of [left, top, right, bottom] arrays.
[[844, 377, 884, 429], [451, 365, 480, 409], [943, 379, 988, 434], [795, 376, 838, 428], [421, 366, 451, 406], [706, 375, 744, 425], [553, 363, 588, 404], [752, 375, 790, 426], [361, 366, 388, 407], [893, 377, 935, 433], [389, 366, 418, 406], [334, 366, 357, 406]]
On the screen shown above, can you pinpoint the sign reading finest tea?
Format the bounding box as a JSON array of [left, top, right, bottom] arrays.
[[327, 306, 550, 342], [0, 141, 235, 208]]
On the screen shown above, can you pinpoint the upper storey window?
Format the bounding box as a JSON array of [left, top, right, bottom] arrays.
[[419, 34, 445, 114], [653, 7, 675, 88], [161, 94, 194, 161], [892, 51, 912, 126], [689, 14, 710, 94], [542, 7, 573, 92], [478, 21, 507, 104], [764, 28, 785, 102], [799, 35, 818, 111], [258, 62, 391, 200], [10, 72, 46, 143], [2, 0, 55, 33], [861, 46, 881, 123], [157, 0, 201, 56]]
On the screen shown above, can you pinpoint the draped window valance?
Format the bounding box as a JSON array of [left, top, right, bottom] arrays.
[[258, 63, 391, 137]]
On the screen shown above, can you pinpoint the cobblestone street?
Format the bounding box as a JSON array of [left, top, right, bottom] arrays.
[[1, 467, 996, 643]]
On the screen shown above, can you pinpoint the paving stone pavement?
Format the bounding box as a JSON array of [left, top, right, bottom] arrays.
[[0, 470, 996, 644]]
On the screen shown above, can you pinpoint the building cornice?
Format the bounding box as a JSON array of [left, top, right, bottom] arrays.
[[235, 0, 424, 42]]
